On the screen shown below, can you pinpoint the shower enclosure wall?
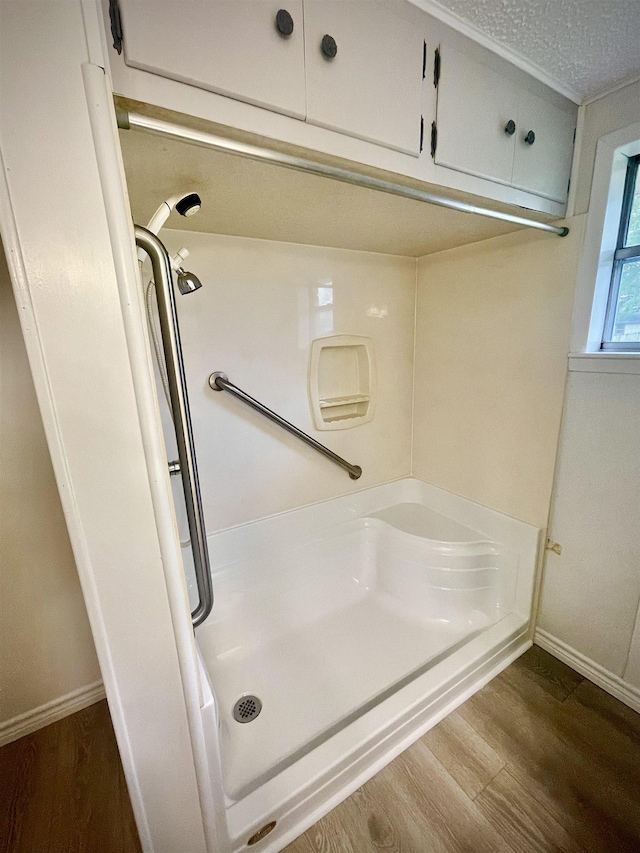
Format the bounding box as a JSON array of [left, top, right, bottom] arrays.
[[136, 223, 541, 851]]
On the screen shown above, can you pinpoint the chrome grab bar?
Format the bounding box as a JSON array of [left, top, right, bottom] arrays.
[[209, 372, 363, 480], [135, 226, 214, 628]]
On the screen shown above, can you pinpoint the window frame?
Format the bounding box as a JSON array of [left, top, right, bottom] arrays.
[[601, 153, 640, 351], [569, 119, 640, 367]]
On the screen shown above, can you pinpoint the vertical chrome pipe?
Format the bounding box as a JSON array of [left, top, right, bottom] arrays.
[[135, 226, 213, 627]]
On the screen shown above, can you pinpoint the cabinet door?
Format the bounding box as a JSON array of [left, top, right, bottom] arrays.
[[511, 90, 575, 203], [303, 1, 425, 156], [435, 45, 517, 185], [117, 1, 306, 119]]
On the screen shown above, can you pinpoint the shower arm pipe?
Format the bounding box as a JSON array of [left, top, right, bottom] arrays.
[[120, 110, 569, 238], [209, 372, 363, 480], [135, 226, 214, 628]]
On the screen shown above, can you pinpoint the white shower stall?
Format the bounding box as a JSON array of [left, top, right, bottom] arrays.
[[116, 108, 543, 850], [0, 5, 569, 849]]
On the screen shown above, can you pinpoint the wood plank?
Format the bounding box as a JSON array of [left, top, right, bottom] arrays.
[[475, 768, 586, 853], [570, 678, 640, 746], [458, 663, 640, 852], [0, 701, 141, 853], [421, 709, 505, 799], [297, 799, 362, 853], [543, 686, 640, 820], [49, 702, 132, 853], [0, 723, 59, 853], [514, 645, 584, 701], [359, 763, 456, 852], [372, 738, 514, 852], [292, 762, 432, 851]]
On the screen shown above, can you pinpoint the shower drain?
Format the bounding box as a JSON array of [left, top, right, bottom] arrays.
[[233, 694, 262, 723]]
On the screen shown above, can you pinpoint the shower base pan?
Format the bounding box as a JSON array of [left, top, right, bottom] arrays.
[[195, 478, 540, 852]]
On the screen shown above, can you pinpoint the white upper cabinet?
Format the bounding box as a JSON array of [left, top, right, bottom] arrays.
[[302, 1, 425, 156], [117, 0, 306, 119], [511, 89, 576, 202], [434, 45, 576, 204], [435, 45, 517, 185], [108, 1, 576, 214]]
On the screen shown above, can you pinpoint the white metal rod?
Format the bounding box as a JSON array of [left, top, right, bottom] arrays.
[[120, 110, 569, 238]]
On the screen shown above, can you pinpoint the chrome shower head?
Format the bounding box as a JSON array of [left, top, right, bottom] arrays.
[[176, 267, 202, 295]]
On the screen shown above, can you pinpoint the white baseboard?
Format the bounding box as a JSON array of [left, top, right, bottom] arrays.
[[534, 628, 640, 714], [0, 681, 105, 748]]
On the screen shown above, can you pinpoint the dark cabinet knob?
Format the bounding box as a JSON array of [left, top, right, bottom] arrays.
[[275, 9, 294, 37], [504, 120, 516, 136], [321, 34, 337, 59], [524, 130, 536, 145]]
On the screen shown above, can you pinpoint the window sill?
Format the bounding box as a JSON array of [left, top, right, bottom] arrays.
[[568, 352, 640, 374]]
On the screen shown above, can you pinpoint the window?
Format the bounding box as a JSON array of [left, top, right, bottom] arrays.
[[602, 154, 640, 350]]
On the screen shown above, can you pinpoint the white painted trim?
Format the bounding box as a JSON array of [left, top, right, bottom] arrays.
[[582, 70, 640, 107], [534, 628, 640, 714], [565, 105, 585, 218], [80, 0, 109, 65], [82, 63, 226, 851], [0, 4, 212, 848], [568, 353, 640, 374], [408, 0, 581, 103], [569, 121, 640, 353], [0, 681, 105, 748]]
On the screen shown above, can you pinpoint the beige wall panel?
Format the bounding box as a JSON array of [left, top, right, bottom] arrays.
[[413, 217, 585, 528], [0, 244, 100, 727], [537, 371, 640, 676]]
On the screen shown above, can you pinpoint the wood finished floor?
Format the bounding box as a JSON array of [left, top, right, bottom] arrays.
[[1, 646, 640, 853], [0, 701, 141, 853]]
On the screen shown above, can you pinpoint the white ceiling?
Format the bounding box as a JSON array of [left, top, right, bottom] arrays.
[[417, 0, 640, 102]]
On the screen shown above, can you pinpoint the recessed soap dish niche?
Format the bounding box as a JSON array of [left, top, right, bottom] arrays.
[[309, 335, 376, 430]]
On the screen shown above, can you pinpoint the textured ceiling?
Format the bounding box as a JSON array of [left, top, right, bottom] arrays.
[[428, 0, 640, 101]]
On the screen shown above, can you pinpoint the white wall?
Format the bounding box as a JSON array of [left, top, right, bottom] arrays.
[[412, 218, 585, 529], [0, 240, 101, 737], [160, 231, 416, 533], [535, 80, 640, 706], [538, 371, 640, 678]]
